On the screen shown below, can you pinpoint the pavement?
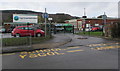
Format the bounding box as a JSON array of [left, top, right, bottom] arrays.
[[1, 33, 72, 53]]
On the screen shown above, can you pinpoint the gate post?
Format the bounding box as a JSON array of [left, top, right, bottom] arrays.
[[73, 25, 74, 34], [64, 26, 65, 33], [54, 26, 56, 34]]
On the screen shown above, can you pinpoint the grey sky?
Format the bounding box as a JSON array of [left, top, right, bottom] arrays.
[[0, 1, 119, 18]]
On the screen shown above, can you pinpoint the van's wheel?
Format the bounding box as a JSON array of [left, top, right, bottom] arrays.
[[16, 33, 20, 37], [36, 33, 42, 37]]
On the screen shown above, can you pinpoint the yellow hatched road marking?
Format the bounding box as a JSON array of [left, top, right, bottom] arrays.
[[91, 45, 120, 50], [88, 43, 120, 47], [67, 50, 84, 52]]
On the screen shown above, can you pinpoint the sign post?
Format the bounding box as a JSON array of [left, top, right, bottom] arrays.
[[42, 8, 49, 37]]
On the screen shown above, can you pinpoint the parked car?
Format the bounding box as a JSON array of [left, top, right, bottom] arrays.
[[0, 27, 6, 33], [55, 24, 64, 32], [85, 27, 92, 32], [11, 26, 45, 37], [91, 26, 100, 31], [98, 25, 103, 31]]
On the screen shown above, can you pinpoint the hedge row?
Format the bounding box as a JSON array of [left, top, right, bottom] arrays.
[[110, 22, 120, 38]]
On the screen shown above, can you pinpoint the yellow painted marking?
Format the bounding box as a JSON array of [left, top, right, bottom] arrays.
[[50, 48, 62, 51], [91, 45, 120, 50], [67, 46, 80, 49], [35, 50, 40, 53], [62, 46, 80, 50], [88, 43, 120, 47], [67, 50, 84, 52], [43, 49, 51, 52], [37, 53, 47, 57], [18, 47, 84, 59], [29, 53, 38, 58], [2, 53, 15, 56], [20, 52, 28, 54], [54, 52, 65, 55], [46, 52, 55, 56], [19, 55, 27, 59]]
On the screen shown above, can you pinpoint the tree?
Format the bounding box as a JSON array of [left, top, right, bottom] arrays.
[[38, 15, 44, 23]]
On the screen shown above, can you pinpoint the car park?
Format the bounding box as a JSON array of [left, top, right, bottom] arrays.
[[11, 26, 45, 37]]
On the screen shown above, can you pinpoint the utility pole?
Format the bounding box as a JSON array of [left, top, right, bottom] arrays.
[[82, 8, 87, 34], [84, 8, 86, 16]]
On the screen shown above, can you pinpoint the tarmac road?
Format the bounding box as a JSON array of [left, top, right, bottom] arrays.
[[1, 33, 120, 70]]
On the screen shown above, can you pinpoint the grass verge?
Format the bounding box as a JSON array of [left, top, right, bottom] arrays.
[[75, 31, 103, 37], [2, 36, 53, 47], [76, 31, 120, 41]]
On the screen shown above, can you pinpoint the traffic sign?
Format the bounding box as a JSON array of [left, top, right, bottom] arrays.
[[42, 13, 49, 18], [48, 18, 53, 21]]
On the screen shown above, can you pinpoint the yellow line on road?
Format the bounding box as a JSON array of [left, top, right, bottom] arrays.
[[67, 46, 80, 49], [91, 45, 120, 50], [88, 43, 120, 47], [1, 53, 16, 56], [67, 50, 84, 52], [61, 46, 80, 50]]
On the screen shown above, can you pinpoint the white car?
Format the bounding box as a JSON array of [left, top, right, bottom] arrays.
[[0, 28, 6, 33], [85, 27, 92, 32]]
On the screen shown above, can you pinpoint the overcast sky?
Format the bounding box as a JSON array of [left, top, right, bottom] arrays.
[[0, 0, 119, 18]]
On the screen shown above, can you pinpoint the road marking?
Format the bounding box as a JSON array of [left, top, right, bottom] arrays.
[[19, 55, 27, 59], [87, 43, 120, 47], [1, 53, 16, 56], [67, 50, 84, 52], [62, 46, 80, 50], [18, 47, 84, 59], [19, 48, 65, 59], [91, 45, 120, 50], [67, 46, 80, 49]]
